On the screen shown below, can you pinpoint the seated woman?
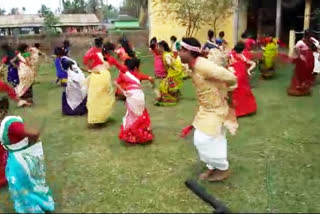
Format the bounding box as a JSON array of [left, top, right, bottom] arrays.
[[54, 47, 88, 116], [83, 49, 115, 127], [154, 40, 185, 106], [228, 42, 257, 117], [115, 58, 154, 144], [0, 99, 54, 213]]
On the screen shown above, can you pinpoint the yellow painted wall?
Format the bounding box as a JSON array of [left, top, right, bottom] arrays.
[[149, 0, 237, 48]]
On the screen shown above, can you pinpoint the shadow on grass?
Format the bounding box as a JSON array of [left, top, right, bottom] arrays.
[[88, 118, 117, 129]]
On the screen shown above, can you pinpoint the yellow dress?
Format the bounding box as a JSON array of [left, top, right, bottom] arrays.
[[155, 52, 184, 106], [87, 64, 115, 124]]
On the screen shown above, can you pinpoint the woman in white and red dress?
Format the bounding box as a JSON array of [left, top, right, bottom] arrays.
[[115, 58, 155, 144]]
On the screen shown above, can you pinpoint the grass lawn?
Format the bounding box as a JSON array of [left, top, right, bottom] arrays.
[[0, 49, 320, 213]]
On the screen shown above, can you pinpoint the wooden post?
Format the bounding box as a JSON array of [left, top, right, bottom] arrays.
[[304, 0, 312, 30], [276, 0, 282, 38], [288, 30, 296, 57]]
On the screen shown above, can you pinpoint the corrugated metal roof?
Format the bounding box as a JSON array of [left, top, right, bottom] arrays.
[[0, 14, 100, 28]]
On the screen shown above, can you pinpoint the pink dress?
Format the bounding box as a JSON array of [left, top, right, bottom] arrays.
[[151, 49, 167, 78]]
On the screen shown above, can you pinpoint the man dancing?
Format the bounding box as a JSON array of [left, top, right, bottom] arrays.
[[179, 37, 238, 182]]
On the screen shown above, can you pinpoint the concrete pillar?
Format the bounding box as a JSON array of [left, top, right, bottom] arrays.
[[148, 0, 152, 41], [233, 0, 240, 45], [288, 30, 296, 57], [276, 0, 282, 38], [304, 0, 312, 30]]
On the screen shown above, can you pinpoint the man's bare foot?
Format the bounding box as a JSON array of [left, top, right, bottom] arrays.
[[199, 170, 215, 180], [207, 169, 231, 182]]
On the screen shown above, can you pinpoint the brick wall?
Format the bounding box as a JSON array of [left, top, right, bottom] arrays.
[[0, 30, 149, 58]]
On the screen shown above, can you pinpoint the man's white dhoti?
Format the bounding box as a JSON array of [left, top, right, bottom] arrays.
[[194, 129, 229, 171]]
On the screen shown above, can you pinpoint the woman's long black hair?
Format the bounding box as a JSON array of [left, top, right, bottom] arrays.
[[119, 37, 136, 58], [158, 40, 171, 52], [150, 37, 157, 50]]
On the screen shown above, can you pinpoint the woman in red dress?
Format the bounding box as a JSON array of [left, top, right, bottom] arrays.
[[115, 58, 155, 144], [288, 30, 315, 96], [228, 42, 257, 117]]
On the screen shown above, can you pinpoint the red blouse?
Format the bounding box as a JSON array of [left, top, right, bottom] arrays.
[[105, 54, 127, 73], [116, 71, 151, 91]]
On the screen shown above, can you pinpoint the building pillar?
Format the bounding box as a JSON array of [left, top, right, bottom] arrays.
[[304, 0, 312, 30], [288, 30, 296, 57], [148, 0, 152, 41], [233, 0, 240, 45], [276, 0, 282, 38]]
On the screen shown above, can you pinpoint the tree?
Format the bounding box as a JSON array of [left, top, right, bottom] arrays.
[[10, 8, 19, 15], [154, 0, 235, 37], [205, 0, 235, 36], [103, 4, 119, 21], [39, 5, 60, 33], [123, 0, 148, 27], [62, 0, 88, 14], [0, 9, 6, 15]]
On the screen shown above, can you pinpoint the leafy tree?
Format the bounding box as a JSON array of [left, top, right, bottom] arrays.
[[123, 0, 148, 27], [103, 4, 119, 21], [154, 0, 234, 37], [39, 5, 61, 33], [0, 9, 6, 15], [62, 0, 88, 14], [10, 8, 19, 15]]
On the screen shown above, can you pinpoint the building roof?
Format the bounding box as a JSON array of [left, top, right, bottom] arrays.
[[0, 14, 100, 28], [0, 14, 43, 28], [58, 14, 100, 26], [113, 14, 139, 22]]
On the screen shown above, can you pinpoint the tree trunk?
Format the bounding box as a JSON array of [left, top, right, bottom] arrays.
[[139, 6, 148, 28]]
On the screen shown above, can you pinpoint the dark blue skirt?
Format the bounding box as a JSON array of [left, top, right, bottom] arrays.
[[7, 65, 19, 87], [62, 92, 87, 116]]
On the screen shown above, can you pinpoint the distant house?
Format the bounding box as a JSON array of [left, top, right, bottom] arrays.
[[0, 14, 100, 36], [112, 15, 140, 29]]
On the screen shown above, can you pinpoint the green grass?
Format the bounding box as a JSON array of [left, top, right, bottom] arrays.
[[0, 51, 320, 213]]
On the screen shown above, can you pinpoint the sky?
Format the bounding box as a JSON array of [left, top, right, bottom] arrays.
[[1, 0, 123, 14]]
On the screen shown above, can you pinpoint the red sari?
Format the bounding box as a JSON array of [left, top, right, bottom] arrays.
[[288, 40, 315, 96], [117, 71, 153, 144], [229, 51, 257, 117]]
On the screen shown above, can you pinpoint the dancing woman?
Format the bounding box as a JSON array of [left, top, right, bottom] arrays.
[[11, 44, 34, 106], [150, 37, 167, 79], [228, 42, 257, 117], [115, 58, 154, 144], [83, 48, 115, 126], [287, 30, 315, 96], [55, 47, 88, 116], [155, 40, 185, 106], [0, 100, 54, 213]]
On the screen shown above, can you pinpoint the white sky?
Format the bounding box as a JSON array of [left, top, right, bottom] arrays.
[[1, 0, 123, 14]]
